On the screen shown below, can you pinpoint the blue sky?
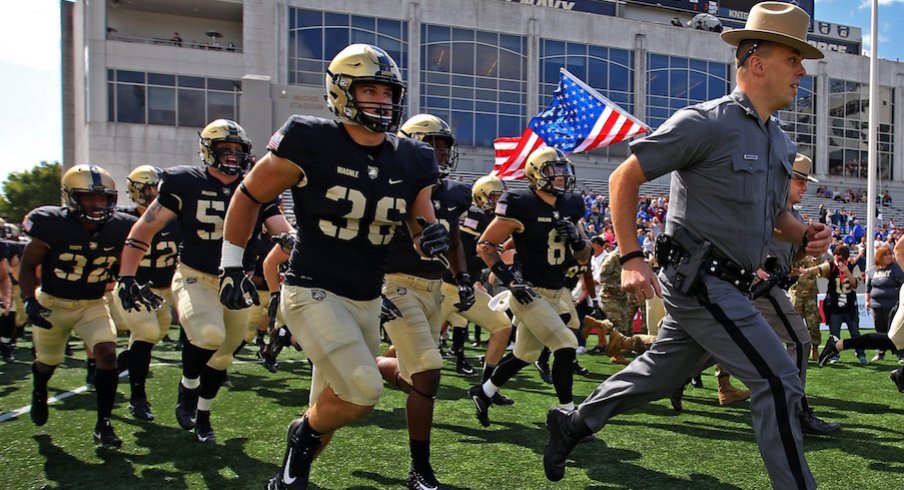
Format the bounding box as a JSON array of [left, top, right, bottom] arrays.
[[2, 0, 903, 183]]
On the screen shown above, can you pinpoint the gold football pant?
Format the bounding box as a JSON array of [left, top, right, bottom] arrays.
[[509, 287, 578, 361], [33, 291, 116, 366], [383, 273, 444, 384]]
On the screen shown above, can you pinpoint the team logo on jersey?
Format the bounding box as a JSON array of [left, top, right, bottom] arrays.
[[223, 188, 231, 196], [396, 287, 407, 296], [367, 166, 379, 180], [88, 242, 98, 250], [311, 289, 326, 301]]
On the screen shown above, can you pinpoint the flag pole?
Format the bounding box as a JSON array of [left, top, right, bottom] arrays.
[[866, 0, 878, 275]]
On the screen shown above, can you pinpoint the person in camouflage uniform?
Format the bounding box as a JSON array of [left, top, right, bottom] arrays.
[[598, 252, 641, 334], [791, 255, 822, 360]]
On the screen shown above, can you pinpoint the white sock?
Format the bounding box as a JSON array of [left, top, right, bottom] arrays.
[[182, 376, 200, 390], [197, 397, 213, 411], [482, 380, 499, 397]]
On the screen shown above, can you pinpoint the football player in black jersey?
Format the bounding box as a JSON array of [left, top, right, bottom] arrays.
[[20, 165, 136, 447], [219, 44, 449, 490], [372, 113, 473, 489], [108, 165, 181, 421], [0, 220, 13, 362], [443, 175, 516, 399], [118, 120, 291, 443], [0, 223, 25, 361], [467, 147, 590, 427]]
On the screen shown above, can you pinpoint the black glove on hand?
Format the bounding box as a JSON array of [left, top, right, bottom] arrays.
[[380, 294, 403, 323], [491, 261, 538, 305], [415, 216, 449, 258], [267, 291, 281, 330], [273, 232, 297, 255], [554, 219, 586, 251], [25, 297, 53, 329], [118, 276, 164, 312], [454, 273, 476, 312], [590, 299, 604, 320], [219, 267, 260, 310]]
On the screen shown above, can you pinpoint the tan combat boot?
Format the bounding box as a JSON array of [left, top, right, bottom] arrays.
[[607, 329, 630, 365], [717, 375, 751, 406], [582, 317, 610, 351]]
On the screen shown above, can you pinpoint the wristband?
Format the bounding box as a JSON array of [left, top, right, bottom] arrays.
[[618, 250, 645, 265], [220, 240, 246, 269]]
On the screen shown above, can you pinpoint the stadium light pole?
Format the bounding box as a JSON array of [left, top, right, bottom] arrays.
[[866, 0, 878, 275]]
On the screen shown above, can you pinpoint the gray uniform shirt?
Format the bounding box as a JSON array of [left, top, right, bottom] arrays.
[[631, 87, 795, 272], [765, 207, 803, 275]]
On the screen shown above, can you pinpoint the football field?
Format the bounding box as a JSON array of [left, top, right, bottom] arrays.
[[1, 332, 903, 489]]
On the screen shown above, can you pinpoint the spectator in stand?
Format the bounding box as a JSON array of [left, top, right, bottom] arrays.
[[587, 205, 604, 233], [818, 204, 827, 225], [170, 32, 183, 46], [852, 220, 865, 243], [831, 207, 842, 232]]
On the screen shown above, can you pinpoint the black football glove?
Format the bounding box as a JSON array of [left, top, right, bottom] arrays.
[[590, 299, 605, 320], [118, 276, 165, 312], [267, 291, 280, 330], [272, 232, 297, 255], [219, 267, 260, 310], [554, 219, 586, 251], [380, 294, 403, 323], [454, 273, 476, 312], [25, 297, 53, 330], [415, 216, 449, 260], [491, 261, 539, 305]]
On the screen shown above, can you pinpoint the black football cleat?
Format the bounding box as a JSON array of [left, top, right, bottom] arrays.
[[94, 418, 123, 448], [572, 360, 590, 376], [407, 465, 440, 490], [175, 382, 198, 430], [467, 385, 492, 427], [455, 357, 475, 376], [689, 375, 703, 389], [268, 417, 321, 490], [195, 409, 216, 443], [818, 336, 840, 368], [491, 391, 515, 406], [129, 398, 155, 422], [31, 390, 49, 426], [0, 342, 15, 363], [670, 385, 684, 413], [534, 361, 553, 384], [890, 368, 904, 393]]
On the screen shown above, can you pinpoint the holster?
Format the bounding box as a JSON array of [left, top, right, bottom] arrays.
[[656, 228, 711, 295]]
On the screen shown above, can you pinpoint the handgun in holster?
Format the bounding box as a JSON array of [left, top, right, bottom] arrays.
[[669, 228, 712, 295], [750, 256, 781, 300]]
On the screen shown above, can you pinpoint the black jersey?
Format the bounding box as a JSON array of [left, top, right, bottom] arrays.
[[23, 206, 136, 300], [387, 179, 470, 279], [494, 189, 585, 290], [458, 205, 494, 281], [268, 115, 438, 300], [1, 239, 25, 262], [563, 259, 589, 290], [119, 205, 182, 287], [157, 165, 281, 275]]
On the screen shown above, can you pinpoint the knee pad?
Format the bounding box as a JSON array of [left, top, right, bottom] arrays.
[[197, 325, 226, 350], [352, 365, 384, 404]]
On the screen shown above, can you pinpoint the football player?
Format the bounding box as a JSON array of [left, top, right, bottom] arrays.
[[0, 223, 25, 362], [107, 165, 181, 421], [219, 43, 448, 490], [117, 119, 291, 443], [372, 113, 473, 489], [444, 175, 515, 401], [0, 219, 13, 361], [20, 164, 136, 447], [467, 147, 590, 427]]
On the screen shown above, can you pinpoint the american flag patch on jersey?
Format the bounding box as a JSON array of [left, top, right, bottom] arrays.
[[267, 131, 284, 151], [495, 203, 507, 215], [463, 217, 479, 229]]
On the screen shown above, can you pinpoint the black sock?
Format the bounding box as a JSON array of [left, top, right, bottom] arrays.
[[32, 363, 52, 392], [552, 348, 576, 405], [182, 342, 215, 380], [473, 326, 481, 343], [0, 313, 13, 340], [199, 365, 227, 402], [451, 327, 466, 354], [295, 415, 323, 447], [489, 353, 528, 387], [482, 363, 496, 383], [128, 341, 154, 401], [116, 349, 131, 374], [410, 438, 431, 474], [86, 359, 97, 379], [538, 347, 551, 365], [94, 368, 118, 422]]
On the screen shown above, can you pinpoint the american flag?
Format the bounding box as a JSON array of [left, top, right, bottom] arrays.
[[491, 68, 649, 180]]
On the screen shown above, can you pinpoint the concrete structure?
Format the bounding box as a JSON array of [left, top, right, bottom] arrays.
[[62, 0, 904, 199]]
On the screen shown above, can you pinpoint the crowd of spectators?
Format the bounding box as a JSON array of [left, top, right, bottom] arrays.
[[815, 185, 893, 206]]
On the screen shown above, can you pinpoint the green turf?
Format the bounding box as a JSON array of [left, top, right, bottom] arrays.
[[2, 331, 903, 489]]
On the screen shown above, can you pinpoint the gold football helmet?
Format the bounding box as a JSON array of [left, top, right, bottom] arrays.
[[472, 175, 506, 212], [127, 165, 163, 208], [326, 43, 406, 133], [61, 164, 118, 224], [198, 119, 252, 175], [399, 114, 459, 177], [524, 147, 575, 196]]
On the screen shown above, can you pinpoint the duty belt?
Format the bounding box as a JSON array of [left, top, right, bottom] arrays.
[[656, 231, 755, 295]]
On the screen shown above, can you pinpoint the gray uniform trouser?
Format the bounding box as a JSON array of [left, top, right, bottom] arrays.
[[575, 267, 815, 490], [755, 286, 812, 411]]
